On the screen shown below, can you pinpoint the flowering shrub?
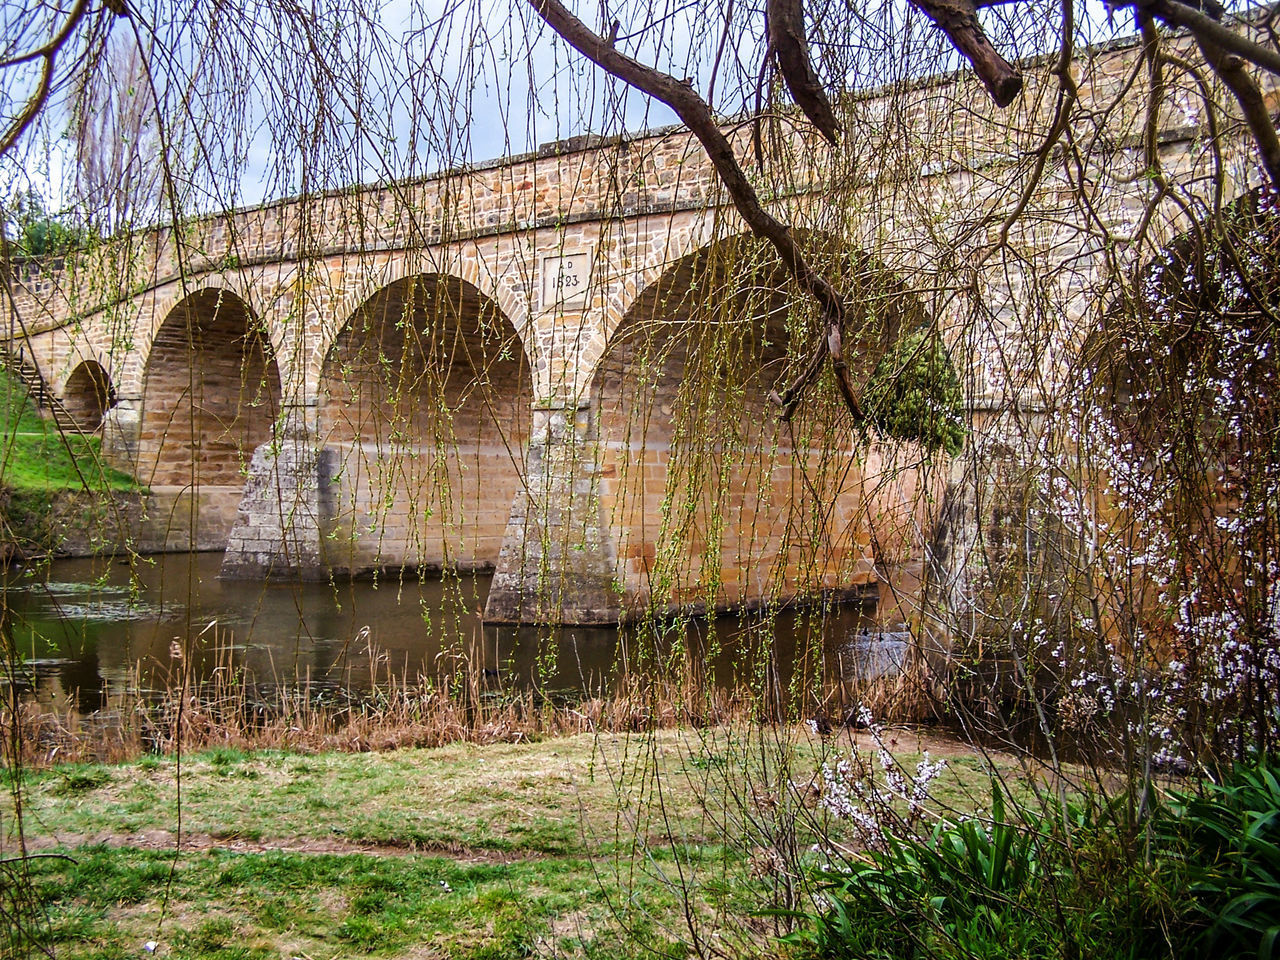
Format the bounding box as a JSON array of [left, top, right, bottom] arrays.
[[1032, 187, 1280, 766], [809, 708, 948, 852]]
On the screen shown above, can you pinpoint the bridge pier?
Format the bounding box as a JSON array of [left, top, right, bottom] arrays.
[[101, 395, 142, 474], [220, 403, 338, 580], [484, 402, 621, 625]]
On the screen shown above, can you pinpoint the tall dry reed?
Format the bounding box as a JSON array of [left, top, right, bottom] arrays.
[[5, 620, 944, 768]]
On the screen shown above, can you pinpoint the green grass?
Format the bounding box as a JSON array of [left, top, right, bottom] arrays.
[[3, 727, 1026, 958], [15, 734, 719, 856], [0, 371, 138, 496], [2, 432, 138, 493], [9, 730, 1015, 857], [22, 845, 686, 959], [0, 368, 139, 554]]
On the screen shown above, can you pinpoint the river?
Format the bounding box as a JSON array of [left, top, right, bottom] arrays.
[[3, 552, 885, 714]]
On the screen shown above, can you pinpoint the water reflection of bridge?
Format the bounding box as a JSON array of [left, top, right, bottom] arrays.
[[6, 553, 881, 715]]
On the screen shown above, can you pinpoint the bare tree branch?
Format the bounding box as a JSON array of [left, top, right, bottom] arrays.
[[0, 0, 94, 157], [767, 0, 840, 143], [1194, 32, 1280, 185], [910, 0, 1023, 106], [0, 0, 91, 69], [0, 55, 53, 158], [528, 0, 862, 419], [1134, 0, 1280, 76]]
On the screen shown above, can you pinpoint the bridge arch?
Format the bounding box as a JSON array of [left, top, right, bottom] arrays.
[[129, 276, 269, 394], [60, 360, 118, 433], [318, 271, 534, 574], [137, 287, 282, 489], [587, 211, 721, 374], [589, 230, 951, 613], [589, 211, 955, 396], [318, 250, 534, 395]]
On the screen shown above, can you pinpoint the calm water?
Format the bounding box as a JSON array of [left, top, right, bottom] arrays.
[[2, 552, 881, 714]]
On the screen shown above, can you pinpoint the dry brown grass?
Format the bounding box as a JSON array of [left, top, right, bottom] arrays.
[[5, 628, 946, 768], [6, 672, 760, 768]]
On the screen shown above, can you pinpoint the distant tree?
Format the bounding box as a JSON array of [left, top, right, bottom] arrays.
[[1, 189, 87, 258], [69, 33, 161, 235]]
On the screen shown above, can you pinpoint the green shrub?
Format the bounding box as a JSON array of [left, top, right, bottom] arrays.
[[860, 329, 966, 456], [1159, 761, 1280, 958], [784, 786, 1050, 959], [785, 785, 1189, 959]]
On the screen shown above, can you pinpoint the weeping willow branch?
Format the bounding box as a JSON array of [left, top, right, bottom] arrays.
[[528, 0, 862, 420], [0, 0, 101, 157]]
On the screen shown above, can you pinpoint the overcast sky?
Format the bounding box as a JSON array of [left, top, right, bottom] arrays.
[[3, 0, 1139, 219]]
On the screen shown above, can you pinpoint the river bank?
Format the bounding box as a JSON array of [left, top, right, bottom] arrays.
[[0, 368, 144, 563], [3, 725, 1013, 960]]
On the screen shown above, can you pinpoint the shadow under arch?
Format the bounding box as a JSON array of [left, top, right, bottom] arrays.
[[61, 359, 118, 433], [137, 287, 282, 548], [588, 230, 949, 620], [138, 285, 281, 483], [318, 272, 533, 576]]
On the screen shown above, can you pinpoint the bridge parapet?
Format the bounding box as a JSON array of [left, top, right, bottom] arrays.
[[8, 30, 1206, 339]]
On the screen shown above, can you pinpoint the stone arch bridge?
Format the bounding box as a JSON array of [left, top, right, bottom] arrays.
[[2, 36, 1253, 625]]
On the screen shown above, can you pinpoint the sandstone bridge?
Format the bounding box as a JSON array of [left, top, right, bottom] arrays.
[[1, 37, 1258, 625]]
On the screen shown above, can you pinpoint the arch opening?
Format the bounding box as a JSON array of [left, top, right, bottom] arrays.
[[591, 233, 947, 617], [139, 289, 282, 488], [62, 360, 117, 433], [319, 273, 533, 574]]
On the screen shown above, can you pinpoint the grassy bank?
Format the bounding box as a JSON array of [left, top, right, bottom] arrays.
[[0, 370, 138, 556], [3, 726, 1020, 959]]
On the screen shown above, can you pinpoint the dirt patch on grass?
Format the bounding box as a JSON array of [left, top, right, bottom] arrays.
[[386, 946, 448, 959], [800, 724, 1012, 760], [18, 828, 550, 863]]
